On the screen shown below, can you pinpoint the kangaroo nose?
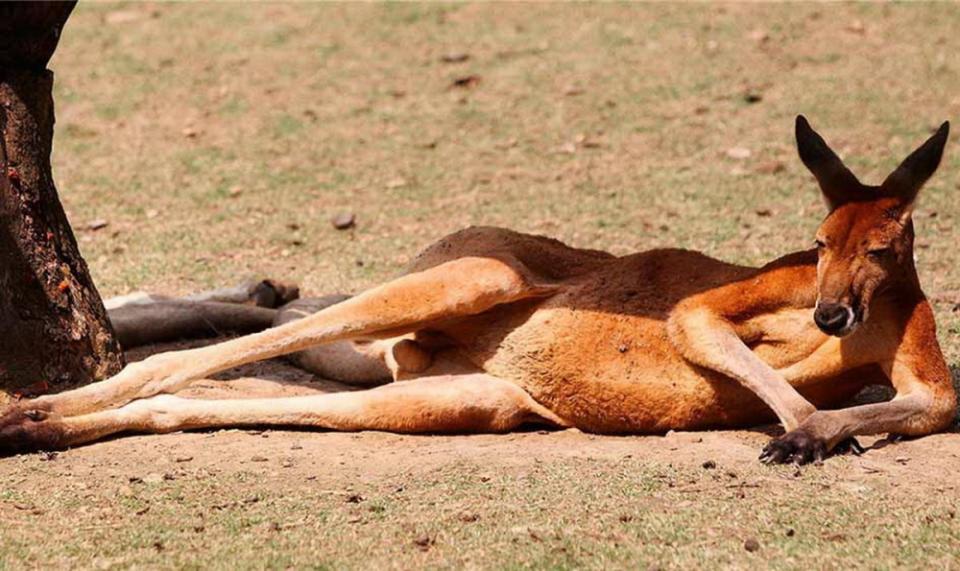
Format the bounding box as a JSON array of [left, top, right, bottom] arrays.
[[814, 303, 854, 335]]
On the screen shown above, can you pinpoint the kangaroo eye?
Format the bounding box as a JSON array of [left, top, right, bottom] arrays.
[[867, 247, 891, 260], [814, 239, 826, 250]]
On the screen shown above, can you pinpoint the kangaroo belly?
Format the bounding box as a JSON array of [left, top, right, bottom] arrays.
[[459, 304, 723, 432], [450, 303, 874, 433]]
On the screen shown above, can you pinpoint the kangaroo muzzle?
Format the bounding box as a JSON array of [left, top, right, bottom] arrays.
[[814, 302, 856, 336]]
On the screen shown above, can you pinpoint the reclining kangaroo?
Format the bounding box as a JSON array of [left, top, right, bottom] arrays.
[[1, 116, 955, 464]]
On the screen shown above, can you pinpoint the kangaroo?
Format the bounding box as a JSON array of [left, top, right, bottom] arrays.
[[0, 116, 954, 465]]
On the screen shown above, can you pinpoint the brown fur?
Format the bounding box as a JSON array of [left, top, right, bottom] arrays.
[[1, 117, 955, 464]]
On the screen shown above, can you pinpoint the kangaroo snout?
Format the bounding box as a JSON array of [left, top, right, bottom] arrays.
[[814, 302, 855, 336]]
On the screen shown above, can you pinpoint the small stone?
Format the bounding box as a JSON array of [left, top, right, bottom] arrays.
[[744, 537, 760, 552], [895, 456, 910, 464], [440, 52, 470, 63], [87, 219, 109, 231], [174, 456, 193, 463], [458, 512, 480, 523], [564, 85, 585, 96], [785, 528, 796, 537], [450, 75, 481, 89], [345, 494, 364, 504], [105, 10, 142, 24], [702, 460, 717, 470], [331, 212, 356, 230], [413, 535, 434, 551], [385, 177, 408, 189], [726, 147, 752, 160], [755, 160, 786, 175], [250, 456, 269, 463], [181, 127, 199, 138], [580, 137, 602, 149], [846, 20, 866, 35], [749, 29, 770, 44], [228, 186, 243, 197], [142, 473, 164, 484]]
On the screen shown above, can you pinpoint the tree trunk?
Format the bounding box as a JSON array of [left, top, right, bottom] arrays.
[[0, 1, 123, 404]]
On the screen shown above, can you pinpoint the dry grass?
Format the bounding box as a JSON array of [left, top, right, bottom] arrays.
[[2, 2, 960, 569]]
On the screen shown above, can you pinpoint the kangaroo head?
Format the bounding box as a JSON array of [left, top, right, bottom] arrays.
[[795, 116, 949, 337]]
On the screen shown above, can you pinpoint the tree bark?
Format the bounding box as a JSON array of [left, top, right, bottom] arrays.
[[0, 1, 123, 403]]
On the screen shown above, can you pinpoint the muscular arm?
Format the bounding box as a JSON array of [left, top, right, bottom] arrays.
[[783, 300, 956, 451], [668, 306, 816, 431], [667, 253, 821, 431]]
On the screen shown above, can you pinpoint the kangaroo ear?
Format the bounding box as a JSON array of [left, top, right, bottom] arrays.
[[795, 115, 862, 210], [882, 121, 949, 208]]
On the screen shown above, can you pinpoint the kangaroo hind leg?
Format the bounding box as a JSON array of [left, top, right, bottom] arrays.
[[106, 278, 301, 349], [25, 255, 557, 417], [1, 374, 569, 453]]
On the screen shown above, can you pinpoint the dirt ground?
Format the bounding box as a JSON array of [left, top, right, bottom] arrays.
[[4, 2, 960, 569]]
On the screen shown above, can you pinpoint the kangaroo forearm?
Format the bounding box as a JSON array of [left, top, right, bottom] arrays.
[[720, 349, 817, 431], [669, 308, 815, 430], [802, 392, 952, 448]]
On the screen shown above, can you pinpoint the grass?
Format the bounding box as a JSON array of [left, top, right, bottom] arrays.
[[2, 448, 959, 570], [2, 2, 960, 569]]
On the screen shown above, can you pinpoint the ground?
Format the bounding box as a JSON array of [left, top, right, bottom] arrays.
[[3, 2, 960, 569]]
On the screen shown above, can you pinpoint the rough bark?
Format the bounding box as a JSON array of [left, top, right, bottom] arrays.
[[0, 2, 123, 403]]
